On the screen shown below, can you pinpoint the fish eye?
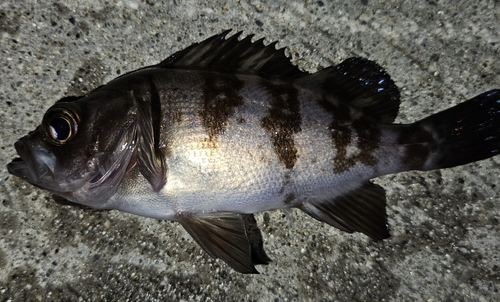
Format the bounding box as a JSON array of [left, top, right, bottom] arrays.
[[42, 103, 81, 145]]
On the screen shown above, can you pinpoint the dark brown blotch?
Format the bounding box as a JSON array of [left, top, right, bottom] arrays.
[[396, 125, 434, 169], [283, 193, 295, 205], [260, 80, 301, 170], [164, 87, 183, 124], [170, 110, 182, 123], [351, 116, 381, 167], [316, 96, 381, 173], [160, 86, 186, 158], [200, 73, 245, 144]]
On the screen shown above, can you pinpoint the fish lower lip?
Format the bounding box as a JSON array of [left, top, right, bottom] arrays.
[[7, 157, 29, 179]]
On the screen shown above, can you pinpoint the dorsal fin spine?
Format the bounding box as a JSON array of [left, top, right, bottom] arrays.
[[157, 30, 304, 79]]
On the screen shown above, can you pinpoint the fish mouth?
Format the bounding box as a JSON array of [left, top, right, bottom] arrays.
[[7, 139, 60, 191], [7, 156, 27, 172], [7, 157, 32, 180]]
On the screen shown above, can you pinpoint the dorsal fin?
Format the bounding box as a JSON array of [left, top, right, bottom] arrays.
[[157, 30, 305, 79], [298, 57, 401, 123], [159, 31, 400, 123]]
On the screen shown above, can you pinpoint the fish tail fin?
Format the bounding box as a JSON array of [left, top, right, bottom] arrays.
[[405, 90, 500, 171]]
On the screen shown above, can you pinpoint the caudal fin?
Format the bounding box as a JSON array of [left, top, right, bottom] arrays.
[[417, 90, 500, 170]]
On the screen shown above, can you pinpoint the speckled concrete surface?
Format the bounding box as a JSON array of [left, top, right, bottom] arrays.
[[1, 1, 499, 301]]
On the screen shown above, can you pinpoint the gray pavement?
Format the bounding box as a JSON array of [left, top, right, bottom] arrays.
[[0, 0, 499, 301]]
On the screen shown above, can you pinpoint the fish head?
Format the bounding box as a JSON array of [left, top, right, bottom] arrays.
[[7, 92, 138, 208]]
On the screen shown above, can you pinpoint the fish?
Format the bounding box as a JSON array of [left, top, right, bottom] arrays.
[[7, 30, 500, 274]]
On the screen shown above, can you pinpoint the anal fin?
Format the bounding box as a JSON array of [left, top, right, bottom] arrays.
[[300, 181, 390, 240], [177, 212, 270, 274]]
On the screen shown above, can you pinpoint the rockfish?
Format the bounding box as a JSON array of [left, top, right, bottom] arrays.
[[7, 30, 500, 273]]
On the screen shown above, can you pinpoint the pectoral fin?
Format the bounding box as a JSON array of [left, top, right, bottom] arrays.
[[177, 212, 270, 274], [300, 181, 390, 240], [130, 90, 167, 192]]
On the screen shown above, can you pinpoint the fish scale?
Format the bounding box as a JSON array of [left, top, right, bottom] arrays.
[[7, 30, 500, 274]]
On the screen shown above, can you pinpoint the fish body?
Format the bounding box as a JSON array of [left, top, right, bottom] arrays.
[[7, 31, 500, 273], [103, 68, 397, 217]]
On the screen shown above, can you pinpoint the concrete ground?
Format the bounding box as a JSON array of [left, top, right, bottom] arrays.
[[1, 0, 499, 301]]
